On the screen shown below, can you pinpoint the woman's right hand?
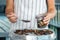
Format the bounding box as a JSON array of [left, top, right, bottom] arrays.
[[6, 12, 17, 23]]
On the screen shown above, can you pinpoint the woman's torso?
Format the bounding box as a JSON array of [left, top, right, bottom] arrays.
[[11, 0, 48, 30]]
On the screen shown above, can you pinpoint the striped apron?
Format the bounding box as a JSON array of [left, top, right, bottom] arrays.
[[10, 0, 48, 30]]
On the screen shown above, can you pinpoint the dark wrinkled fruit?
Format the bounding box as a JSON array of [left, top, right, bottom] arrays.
[[14, 29, 53, 35], [37, 20, 47, 28], [22, 20, 30, 22], [14, 30, 23, 35]]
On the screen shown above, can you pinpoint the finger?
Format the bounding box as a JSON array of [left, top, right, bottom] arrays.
[[9, 19, 17, 23], [9, 17, 17, 23], [7, 14, 16, 17], [7, 14, 16, 18], [43, 17, 50, 22], [43, 20, 50, 24], [10, 17, 17, 20]]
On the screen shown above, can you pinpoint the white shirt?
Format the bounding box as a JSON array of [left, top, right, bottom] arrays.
[[10, 0, 48, 30]]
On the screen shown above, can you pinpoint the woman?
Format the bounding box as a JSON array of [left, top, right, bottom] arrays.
[[5, 0, 56, 29]]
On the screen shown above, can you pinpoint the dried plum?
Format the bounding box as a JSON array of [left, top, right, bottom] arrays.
[[14, 29, 53, 35]]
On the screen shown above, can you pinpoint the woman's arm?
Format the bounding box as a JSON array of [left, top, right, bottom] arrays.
[[5, 0, 14, 14], [43, 0, 56, 25], [5, 0, 17, 23], [47, 0, 56, 13]]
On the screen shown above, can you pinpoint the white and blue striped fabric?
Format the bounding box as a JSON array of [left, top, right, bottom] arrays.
[[10, 0, 48, 30]]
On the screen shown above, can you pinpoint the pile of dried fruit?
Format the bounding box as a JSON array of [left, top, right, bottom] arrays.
[[14, 29, 53, 35]]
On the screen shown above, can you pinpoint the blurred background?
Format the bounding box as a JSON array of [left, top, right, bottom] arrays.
[[0, 0, 60, 40]]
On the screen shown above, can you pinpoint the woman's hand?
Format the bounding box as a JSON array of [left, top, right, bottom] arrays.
[[42, 0, 56, 25], [6, 12, 17, 23], [43, 13, 56, 25], [6, 0, 16, 23]]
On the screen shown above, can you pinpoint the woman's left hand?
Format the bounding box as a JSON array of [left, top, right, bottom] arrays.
[[43, 13, 56, 25]]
